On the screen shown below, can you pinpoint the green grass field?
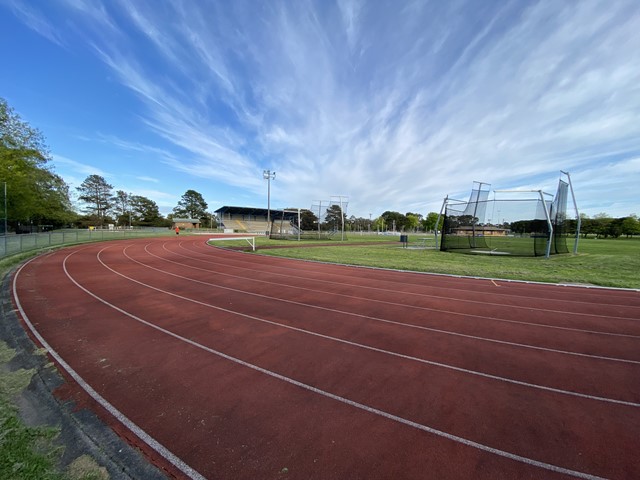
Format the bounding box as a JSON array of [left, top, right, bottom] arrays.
[[214, 234, 640, 289]]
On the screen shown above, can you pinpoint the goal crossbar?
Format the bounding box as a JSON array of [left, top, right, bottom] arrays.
[[208, 236, 256, 251]]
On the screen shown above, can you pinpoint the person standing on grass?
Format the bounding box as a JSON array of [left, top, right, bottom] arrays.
[[175, 226, 180, 235]]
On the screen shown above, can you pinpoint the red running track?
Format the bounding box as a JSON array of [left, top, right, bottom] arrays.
[[12, 236, 640, 479]]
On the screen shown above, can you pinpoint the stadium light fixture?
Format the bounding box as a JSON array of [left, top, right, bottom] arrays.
[[263, 170, 276, 229]]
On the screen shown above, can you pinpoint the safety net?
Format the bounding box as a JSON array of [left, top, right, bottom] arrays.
[[440, 181, 569, 257]]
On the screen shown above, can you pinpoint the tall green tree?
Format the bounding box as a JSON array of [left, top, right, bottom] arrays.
[[380, 211, 409, 231], [173, 189, 208, 221], [423, 212, 443, 232], [0, 98, 49, 156], [405, 212, 422, 232], [299, 209, 317, 230], [1, 98, 75, 231], [113, 190, 131, 226], [593, 213, 613, 238], [621, 215, 640, 238], [76, 175, 114, 226], [131, 195, 165, 226], [324, 204, 346, 231]]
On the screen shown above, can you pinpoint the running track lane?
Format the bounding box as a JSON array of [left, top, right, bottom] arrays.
[[12, 237, 640, 480]]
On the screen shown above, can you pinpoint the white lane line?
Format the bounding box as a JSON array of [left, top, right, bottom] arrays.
[[183, 240, 640, 311], [12, 255, 206, 480], [156, 243, 640, 340], [95, 244, 640, 407], [59, 249, 609, 480], [171, 241, 640, 325], [129, 244, 640, 366]]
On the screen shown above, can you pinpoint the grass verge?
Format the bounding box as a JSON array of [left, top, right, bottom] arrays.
[[1, 252, 110, 480], [217, 235, 640, 289], [0, 341, 64, 480]]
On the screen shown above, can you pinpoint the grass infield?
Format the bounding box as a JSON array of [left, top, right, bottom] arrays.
[[214, 235, 640, 290]]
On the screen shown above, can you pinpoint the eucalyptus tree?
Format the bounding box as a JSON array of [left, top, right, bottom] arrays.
[[173, 189, 208, 222], [131, 195, 165, 226], [1, 97, 75, 230], [76, 175, 114, 226]]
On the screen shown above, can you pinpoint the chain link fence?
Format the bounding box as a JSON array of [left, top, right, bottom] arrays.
[[0, 228, 177, 259]]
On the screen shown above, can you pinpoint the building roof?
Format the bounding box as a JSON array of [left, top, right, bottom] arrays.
[[172, 218, 201, 223], [214, 206, 296, 219], [214, 206, 271, 216]]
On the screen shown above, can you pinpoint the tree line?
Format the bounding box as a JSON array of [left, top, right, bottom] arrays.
[[1, 97, 217, 232], [287, 208, 444, 233], [576, 214, 640, 238], [345, 211, 444, 233], [74, 174, 216, 229], [346, 210, 640, 238], [1, 98, 75, 233]]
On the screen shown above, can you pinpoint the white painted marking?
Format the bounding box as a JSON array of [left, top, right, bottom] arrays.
[[54, 248, 608, 480], [174, 241, 640, 328], [131, 244, 640, 366], [192, 239, 640, 311], [208, 236, 255, 251], [98, 244, 640, 407], [12, 254, 206, 480], [161, 242, 640, 340]]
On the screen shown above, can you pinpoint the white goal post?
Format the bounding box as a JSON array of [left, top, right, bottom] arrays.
[[208, 236, 256, 251]]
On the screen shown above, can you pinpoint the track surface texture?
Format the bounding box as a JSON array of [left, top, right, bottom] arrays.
[[12, 237, 640, 480]]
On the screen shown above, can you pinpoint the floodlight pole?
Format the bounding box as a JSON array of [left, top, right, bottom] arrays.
[[263, 170, 275, 234], [561, 171, 580, 254]]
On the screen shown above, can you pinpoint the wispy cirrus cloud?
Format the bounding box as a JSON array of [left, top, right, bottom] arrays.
[[4, 0, 65, 47], [134, 176, 159, 183], [7, 0, 640, 216], [52, 154, 109, 177]]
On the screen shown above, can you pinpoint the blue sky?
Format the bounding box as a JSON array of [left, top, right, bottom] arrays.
[[1, 0, 639, 219]]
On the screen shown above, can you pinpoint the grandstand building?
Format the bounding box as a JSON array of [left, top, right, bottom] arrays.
[[214, 206, 296, 234]]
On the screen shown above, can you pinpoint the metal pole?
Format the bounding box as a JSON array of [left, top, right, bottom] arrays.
[[561, 171, 580, 254], [339, 197, 344, 241], [317, 201, 322, 239], [331, 195, 348, 241], [539, 190, 553, 258], [471, 181, 489, 248], [435, 195, 448, 249], [263, 170, 276, 235]]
